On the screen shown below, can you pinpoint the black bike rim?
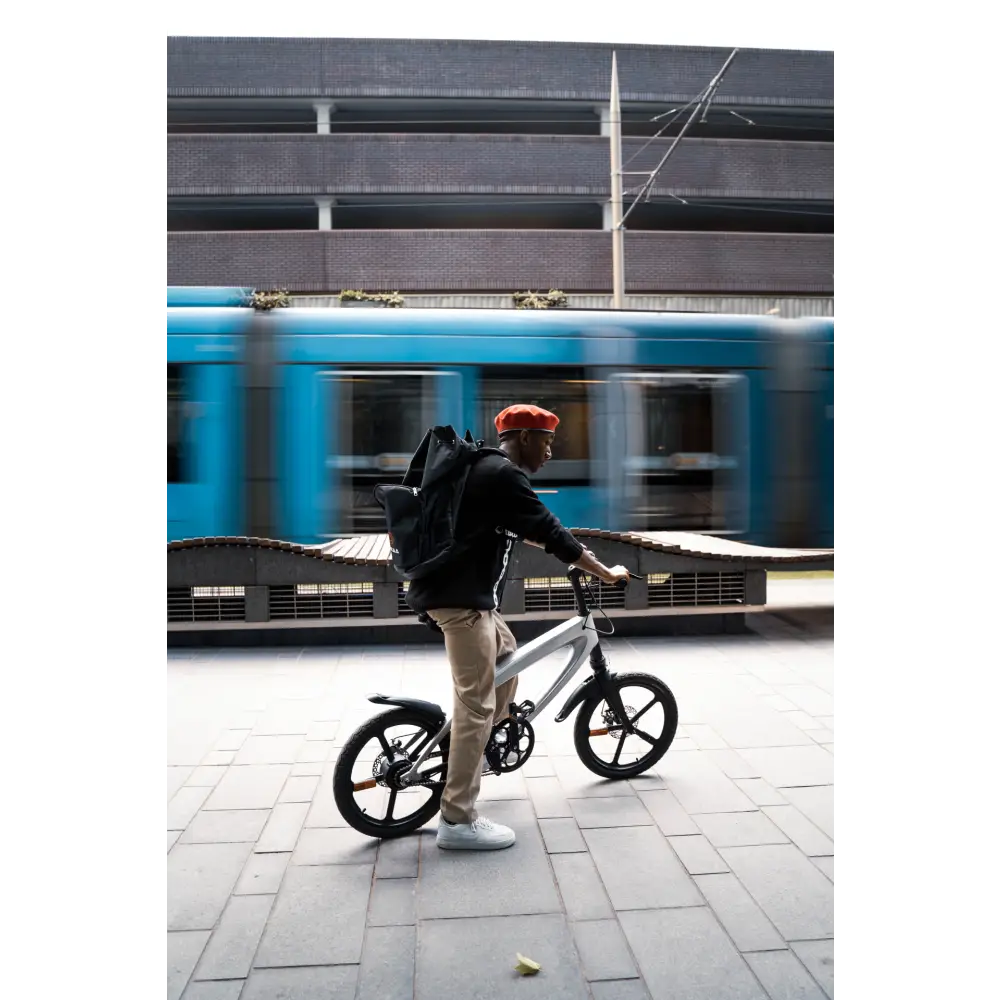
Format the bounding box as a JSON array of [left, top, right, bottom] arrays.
[[341, 720, 446, 832], [582, 680, 672, 769]]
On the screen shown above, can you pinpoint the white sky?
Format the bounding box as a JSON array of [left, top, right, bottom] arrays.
[[165, 0, 833, 51]]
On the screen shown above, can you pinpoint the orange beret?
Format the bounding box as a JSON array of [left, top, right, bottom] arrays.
[[494, 404, 560, 434]]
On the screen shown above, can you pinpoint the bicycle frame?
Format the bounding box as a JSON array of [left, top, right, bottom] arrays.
[[399, 571, 615, 786]]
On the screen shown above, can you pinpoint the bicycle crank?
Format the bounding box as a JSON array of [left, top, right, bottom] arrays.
[[484, 701, 535, 773]]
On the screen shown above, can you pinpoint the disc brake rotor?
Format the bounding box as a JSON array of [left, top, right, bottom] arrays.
[[602, 705, 635, 740]]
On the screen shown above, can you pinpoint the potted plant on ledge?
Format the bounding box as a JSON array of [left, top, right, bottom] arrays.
[[512, 289, 568, 309], [249, 289, 290, 311], [339, 289, 405, 308]]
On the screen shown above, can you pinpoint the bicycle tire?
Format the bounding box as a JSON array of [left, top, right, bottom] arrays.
[[332, 708, 447, 839], [573, 672, 678, 780]]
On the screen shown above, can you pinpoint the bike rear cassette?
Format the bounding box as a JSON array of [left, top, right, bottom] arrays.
[[485, 701, 535, 773]]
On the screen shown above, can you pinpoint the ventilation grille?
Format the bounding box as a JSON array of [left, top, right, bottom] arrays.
[[397, 582, 417, 616], [168, 586, 246, 622], [269, 583, 374, 620], [647, 572, 745, 607], [523, 577, 627, 612]]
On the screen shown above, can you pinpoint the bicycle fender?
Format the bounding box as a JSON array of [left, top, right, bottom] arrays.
[[554, 675, 611, 723], [367, 694, 446, 726]]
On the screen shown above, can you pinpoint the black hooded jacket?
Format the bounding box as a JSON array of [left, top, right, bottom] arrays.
[[404, 451, 584, 613]]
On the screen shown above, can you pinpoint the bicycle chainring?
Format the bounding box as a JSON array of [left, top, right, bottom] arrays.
[[485, 704, 535, 773]]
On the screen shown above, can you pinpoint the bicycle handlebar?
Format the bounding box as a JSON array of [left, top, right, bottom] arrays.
[[568, 567, 642, 586], [567, 567, 643, 614]]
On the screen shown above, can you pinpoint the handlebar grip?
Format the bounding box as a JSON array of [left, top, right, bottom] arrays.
[[613, 578, 629, 591]]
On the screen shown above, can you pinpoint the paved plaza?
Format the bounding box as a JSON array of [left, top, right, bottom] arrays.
[[168, 602, 834, 1000]]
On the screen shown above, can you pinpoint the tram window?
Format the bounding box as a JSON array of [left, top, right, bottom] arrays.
[[168, 364, 185, 483], [478, 368, 592, 481], [342, 374, 429, 462], [643, 380, 714, 457], [334, 371, 441, 533], [620, 373, 747, 533]]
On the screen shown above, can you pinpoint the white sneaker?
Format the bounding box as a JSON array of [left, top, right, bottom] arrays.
[[437, 815, 516, 850]]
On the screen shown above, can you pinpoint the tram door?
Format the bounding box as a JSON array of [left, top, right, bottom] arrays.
[[327, 369, 460, 535], [611, 372, 749, 534]]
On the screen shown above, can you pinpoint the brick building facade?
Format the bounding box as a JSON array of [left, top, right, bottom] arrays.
[[167, 37, 833, 310]]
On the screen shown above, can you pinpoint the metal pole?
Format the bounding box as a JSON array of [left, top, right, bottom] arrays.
[[610, 52, 625, 309], [699, 48, 739, 122]]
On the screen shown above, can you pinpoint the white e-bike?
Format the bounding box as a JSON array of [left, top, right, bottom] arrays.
[[332, 568, 679, 839]]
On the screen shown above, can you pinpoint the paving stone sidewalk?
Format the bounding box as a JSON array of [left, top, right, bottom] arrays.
[[168, 610, 833, 1000]]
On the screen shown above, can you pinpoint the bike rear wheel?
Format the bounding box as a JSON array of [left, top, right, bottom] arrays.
[[332, 708, 448, 839], [573, 672, 678, 779]]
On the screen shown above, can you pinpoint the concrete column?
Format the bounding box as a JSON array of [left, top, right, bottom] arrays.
[[745, 569, 767, 607], [624, 577, 649, 611], [244, 586, 270, 623], [373, 582, 399, 619], [598, 105, 612, 137], [315, 197, 335, 230], [313, 101, 335, 134]]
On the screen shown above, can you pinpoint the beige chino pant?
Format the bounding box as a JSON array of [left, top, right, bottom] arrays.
[[428, 608, 519, 824]]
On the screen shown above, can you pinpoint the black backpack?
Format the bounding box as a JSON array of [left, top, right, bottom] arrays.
[[373, 425, 502, 581]]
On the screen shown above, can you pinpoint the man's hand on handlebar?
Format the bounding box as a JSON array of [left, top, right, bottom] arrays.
[[572, 547, 630, 588]]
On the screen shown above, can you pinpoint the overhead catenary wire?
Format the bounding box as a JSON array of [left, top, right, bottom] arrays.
[[620, 49, 741, 226], [621, 94, 708, 169]]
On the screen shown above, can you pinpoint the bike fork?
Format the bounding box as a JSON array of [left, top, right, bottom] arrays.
[[590, 645, 635, 735]]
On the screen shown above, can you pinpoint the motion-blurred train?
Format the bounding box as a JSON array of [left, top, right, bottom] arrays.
[[167, 287, 833, 549]]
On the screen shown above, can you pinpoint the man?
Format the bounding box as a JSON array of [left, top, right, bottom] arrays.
[[405, 404, 629, 850]]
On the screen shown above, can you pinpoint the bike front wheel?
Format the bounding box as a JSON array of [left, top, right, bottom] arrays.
[[573, 672, 678, 779], [332, 708, 448, 839]]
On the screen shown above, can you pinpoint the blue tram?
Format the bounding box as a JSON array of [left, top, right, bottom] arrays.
[[167, 288, 833, 549]]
